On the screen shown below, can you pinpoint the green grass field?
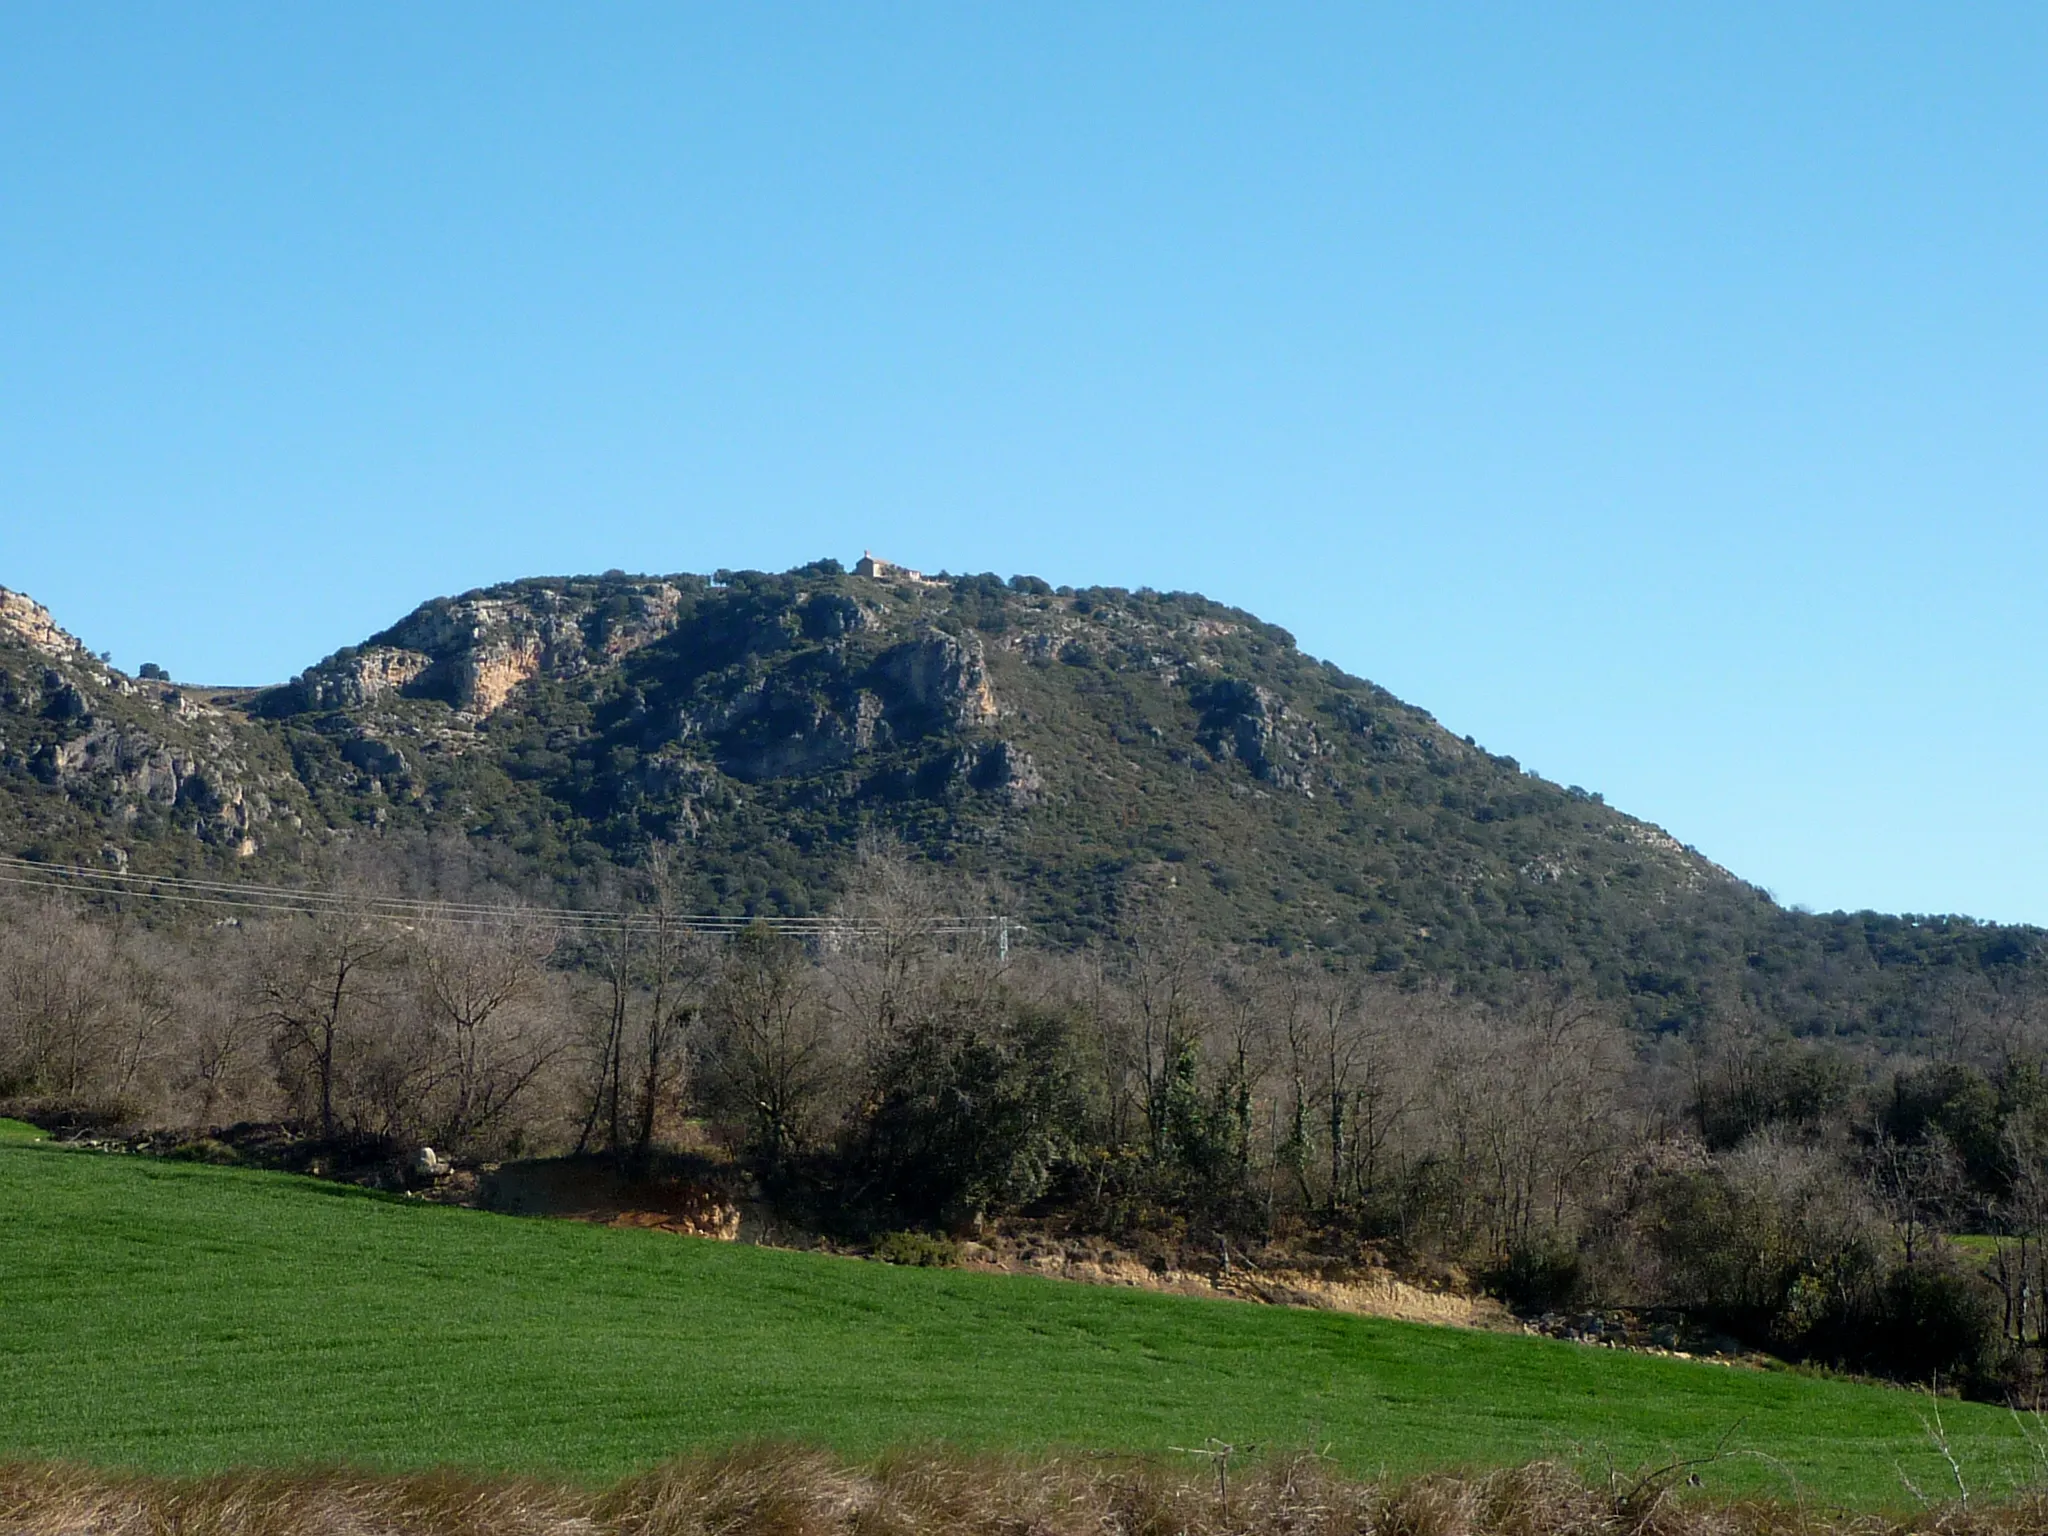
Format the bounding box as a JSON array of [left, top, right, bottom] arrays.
[[0, 1136, 2039, 1506]]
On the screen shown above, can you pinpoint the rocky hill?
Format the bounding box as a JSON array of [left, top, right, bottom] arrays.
[[0, 564, 2034, 1033], [0, 587, 315, 869]]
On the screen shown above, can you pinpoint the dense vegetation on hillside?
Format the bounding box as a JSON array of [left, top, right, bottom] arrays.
[[1, 563, 2039, 1043]]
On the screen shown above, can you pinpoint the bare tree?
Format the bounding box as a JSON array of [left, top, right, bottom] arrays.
[[1071, 953, 1146, 1156], [1208, 956, 1276, 1186], [100, 923, 184, 1105], [825, 839, 954, 1054], [1432, 978, 1626, 1263], [1866, 1127, 1964, 1266], [575, 849, 702, 1166], [1272, 960, 1421, 1216], [1914, 968, 2046, 1072], [407, 909, 564, 1152], [0, 896, 186, 1111], [249, 902, 396, 1138], [1120, 907, 1209, 1160], [1989, 1115, 2048, 1355], [1717, 1132, 1878, 1323], [697, 923, 840, 1164], [173, 981, 271, 1126]]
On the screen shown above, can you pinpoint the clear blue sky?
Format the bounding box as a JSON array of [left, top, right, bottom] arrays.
[[3, 5, 2044, 923]]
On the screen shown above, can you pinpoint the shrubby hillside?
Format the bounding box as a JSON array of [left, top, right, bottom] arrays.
[[0, 563, 2038, 1038]]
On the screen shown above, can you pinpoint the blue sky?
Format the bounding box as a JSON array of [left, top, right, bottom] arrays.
[[3, 5, 2044, 923]]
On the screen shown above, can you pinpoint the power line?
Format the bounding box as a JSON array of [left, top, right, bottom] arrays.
[[0, 855, 1017, 953]]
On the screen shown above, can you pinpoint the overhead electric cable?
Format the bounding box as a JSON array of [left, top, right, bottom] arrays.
[[0, 855, 1018, 949]]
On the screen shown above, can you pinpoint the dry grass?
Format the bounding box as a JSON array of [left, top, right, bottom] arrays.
[[6, 1445, 2048, 1536], [0, 1461, 591, 1536]]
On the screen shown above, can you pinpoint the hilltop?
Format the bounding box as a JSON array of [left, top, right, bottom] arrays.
[[0, 563, 2035, 1033]]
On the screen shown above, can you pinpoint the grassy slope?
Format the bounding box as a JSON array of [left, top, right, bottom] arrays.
[[0, 1141, 2034, 1504]]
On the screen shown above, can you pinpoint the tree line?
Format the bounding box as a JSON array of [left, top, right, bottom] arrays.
[[6, 849, 2048, 1397]]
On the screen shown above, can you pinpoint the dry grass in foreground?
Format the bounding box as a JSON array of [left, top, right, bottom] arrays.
[[3, 1444, 2046, 1536]]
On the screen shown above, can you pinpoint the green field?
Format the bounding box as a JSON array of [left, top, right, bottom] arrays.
[[0, 1137, 2038, 1506]]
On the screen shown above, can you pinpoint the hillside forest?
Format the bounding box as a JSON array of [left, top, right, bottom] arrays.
[[7, 840, 2048, 1404]]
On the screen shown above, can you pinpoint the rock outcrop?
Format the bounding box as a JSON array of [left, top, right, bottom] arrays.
[[23, 712, 285, 855], [286, 580, 688, 717], [0, 588, 87, 661], [384, 583, 684, 714], [1191, 677, 1328, 793], [301, 647, 433, 710], [970, 741, 1042, 806], [875, 630, 998, 728], [0, 587, 306, 859]]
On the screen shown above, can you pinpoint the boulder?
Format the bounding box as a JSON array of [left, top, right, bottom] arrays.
[[407, 1146, 451, 1181]]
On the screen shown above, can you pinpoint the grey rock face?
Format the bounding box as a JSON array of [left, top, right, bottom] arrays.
[[873, 629, 998, 729], [340, 735, 408, 781], [289, 580, 688, 717], [1191, 677, 1325, 792], [970, 741, 1043, 806], [300, 647, 432, 710]]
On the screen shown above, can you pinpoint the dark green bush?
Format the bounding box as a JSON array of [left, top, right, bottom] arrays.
[[847, 1006, 1078, 1229], [872, 1230, 961, 1267], [1867, 1260, 2000, 1387], [1488, 1241, 1585, 1312]]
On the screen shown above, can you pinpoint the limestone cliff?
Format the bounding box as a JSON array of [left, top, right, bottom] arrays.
[[286, 580, 686, 717], [875, 630, 999, 728], [300, 647, 433, 710], [0, 588, 87, 661], [0, 593, 310, 862]]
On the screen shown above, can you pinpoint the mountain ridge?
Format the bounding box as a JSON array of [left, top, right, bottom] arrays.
[[0, 565, 2035, 1038]]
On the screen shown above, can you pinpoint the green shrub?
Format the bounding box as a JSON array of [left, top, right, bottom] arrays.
[[1488, 1240, 1585, 1312], [1868, 1260, 1999, 1387], [871, 1230, 961, 1268]]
